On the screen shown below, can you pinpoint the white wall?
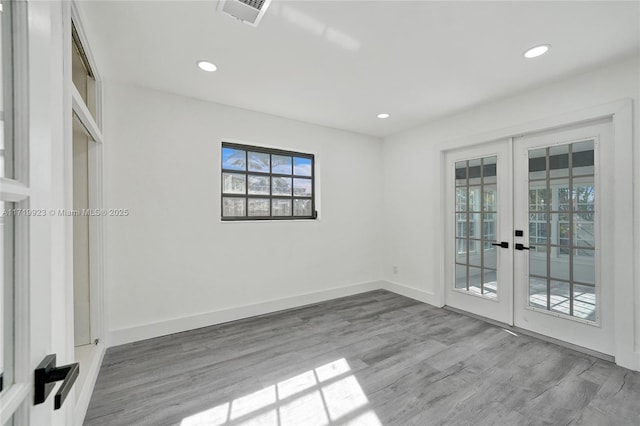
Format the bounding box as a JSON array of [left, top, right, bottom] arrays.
[[382, 57, 640, 363], [103, 82, 384, 345]]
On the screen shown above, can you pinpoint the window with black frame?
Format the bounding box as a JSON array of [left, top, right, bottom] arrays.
[[221, 142, 316, 220]]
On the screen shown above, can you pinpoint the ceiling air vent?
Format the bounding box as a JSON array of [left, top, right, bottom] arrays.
[[217, 0, 272, 27]]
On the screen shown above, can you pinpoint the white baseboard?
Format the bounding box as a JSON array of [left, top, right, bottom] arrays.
[[380, 280, 440, 306], [615, 350, 640, 372], [108, 280, 385, 347], [74, 343, 106, 426]]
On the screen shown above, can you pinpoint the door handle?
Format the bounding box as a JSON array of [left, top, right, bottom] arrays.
[[491, 241, 509, 248], [34, 354, 79, 410], [515, 243, 531, 251]]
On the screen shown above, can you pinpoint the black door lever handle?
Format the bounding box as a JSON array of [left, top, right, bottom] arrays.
[[34, 354, 79, 410], [491, 242, 509, 248], [515, 243, 531, 251]]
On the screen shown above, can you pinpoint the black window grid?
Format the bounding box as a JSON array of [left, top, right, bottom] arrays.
[[221, 142, 316, 221]]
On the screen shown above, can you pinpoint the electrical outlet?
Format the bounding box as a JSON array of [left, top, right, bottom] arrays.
[[393, 266, 398, 274]]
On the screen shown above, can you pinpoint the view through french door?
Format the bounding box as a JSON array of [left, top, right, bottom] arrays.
[[446, 119, 614, 356]]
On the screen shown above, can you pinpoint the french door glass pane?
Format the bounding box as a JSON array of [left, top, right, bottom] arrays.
[[528, 149, 546, 180], [483, 157, 497, 184], [573, 283, 596, 321], [572, 141, 594, 176], [527, 141, 597, 320], [468, 266, 482, 294], [455, 162, 466, 186], [453, 155, 498, 297], [455, 264, 466, 289], [548, 144, 569, 178], [455, 188, 467, 211], [483, 269, 497, 298], [550, 280, 570, 315]]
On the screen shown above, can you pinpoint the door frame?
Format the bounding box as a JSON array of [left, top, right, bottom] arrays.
[[67, 0, 106, 348], [439, 99, 636, 370], [65, 1, 107, 423]]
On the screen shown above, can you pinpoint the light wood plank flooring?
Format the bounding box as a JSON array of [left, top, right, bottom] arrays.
[[85, 290, 640, 425]]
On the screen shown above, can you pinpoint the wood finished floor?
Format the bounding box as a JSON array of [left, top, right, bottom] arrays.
[[85, 291, 640, 426]]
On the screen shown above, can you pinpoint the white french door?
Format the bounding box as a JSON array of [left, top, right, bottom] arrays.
[[1, 1, 74, 425], [446, 119, 614, 356], [513, 119, 614, 355], [445, 140, 513, 325]]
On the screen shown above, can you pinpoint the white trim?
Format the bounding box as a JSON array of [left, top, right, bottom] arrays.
[[436, 150, 447, 308], [433, 99, 630, 152], [66, 4, 109, 423], [72, 86, 103, 144], [73, 343, 106, 426], [0, 383, 29, 425], [0, 2, 31, 423], [0, 178, 29, 201], [381, 281, 438, 306], [87, 140, 105, 345], [610, 100, 637, 370], [12, 0, 29, 187], [108, 281, 384, 347], [12, 198, 30, 394], [70, 1, 103, 129], [68, 0, 106, 349]]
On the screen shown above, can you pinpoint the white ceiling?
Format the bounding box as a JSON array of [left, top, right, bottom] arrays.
[[77, 1, 639, 137]]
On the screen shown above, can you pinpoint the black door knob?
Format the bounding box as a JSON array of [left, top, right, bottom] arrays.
[[34, 354, 79, 410], [491, 241, 509, 248], [515, 243, 531, 251]]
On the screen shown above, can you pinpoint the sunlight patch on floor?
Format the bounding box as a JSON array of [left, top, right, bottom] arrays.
[[180, 358, 382, 426]]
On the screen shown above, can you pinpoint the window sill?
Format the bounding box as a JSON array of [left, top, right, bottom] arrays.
[[220, 218, 320, 224]]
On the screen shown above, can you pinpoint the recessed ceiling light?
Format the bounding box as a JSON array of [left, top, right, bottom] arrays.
[[523, 44, 550, 59], [197, 60, 218, 72], [377, 113, 390, 119]]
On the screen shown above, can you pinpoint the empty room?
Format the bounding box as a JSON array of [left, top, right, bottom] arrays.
[[1, 0, 640, 425]]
